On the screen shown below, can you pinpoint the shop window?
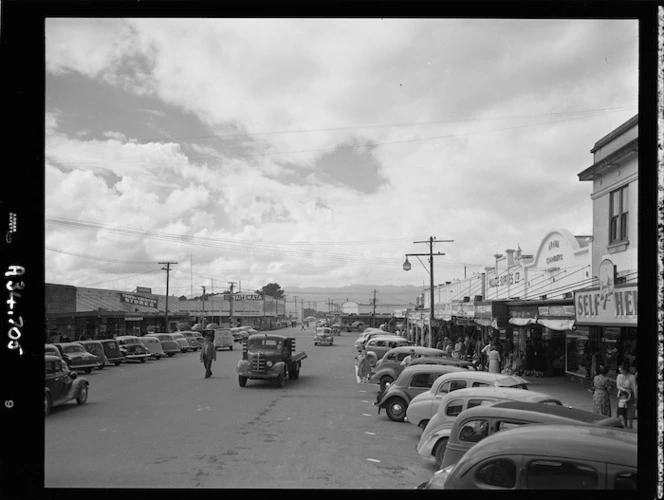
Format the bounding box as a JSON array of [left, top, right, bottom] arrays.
[[609, 185, 628, 244], [475, 459, 517, 488], [526, 460, 598, 489]]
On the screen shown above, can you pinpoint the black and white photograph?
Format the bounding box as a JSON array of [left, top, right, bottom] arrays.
[[0, 1, 660, 494]]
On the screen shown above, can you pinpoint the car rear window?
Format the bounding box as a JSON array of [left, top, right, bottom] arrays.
[[64, 345, 85, 353], [475, 459, 517, 488], [410, 373, 435, 388], [526, 460, 598, 489], [458, 419, 489, 443]]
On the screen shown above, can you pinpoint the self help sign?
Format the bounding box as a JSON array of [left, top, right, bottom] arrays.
[[5, 265, 25, 356]]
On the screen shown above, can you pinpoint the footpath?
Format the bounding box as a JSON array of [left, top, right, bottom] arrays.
[[520, 374, 638, 433]]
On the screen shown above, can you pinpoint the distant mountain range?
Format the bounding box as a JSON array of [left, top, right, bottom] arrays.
[[279, 284, 423, 310]]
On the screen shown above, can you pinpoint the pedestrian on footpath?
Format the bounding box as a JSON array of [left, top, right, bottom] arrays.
[[487, 343, 502, 374], [355, 345, 371, 383], [591, 365, 612, 417], [616, 363, 637, 429], [524, 339, 535, 376], [200, 334, 216, 379]]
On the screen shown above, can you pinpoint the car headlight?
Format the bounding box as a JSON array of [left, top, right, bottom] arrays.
[[266, 360, 273, 367], [425, 465, 455, 489]]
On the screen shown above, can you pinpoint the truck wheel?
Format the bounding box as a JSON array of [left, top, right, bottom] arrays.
[[238, 376, 247, 387], [379, 376, 393, 392], [385, 397, 407, 422], [276, 372, 285, 388], [434, 438, 449, 468]]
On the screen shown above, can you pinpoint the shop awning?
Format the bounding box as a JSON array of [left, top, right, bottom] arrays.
[[508, 317, 538, 326], [474, 318, 492, 327], [538, 318, 575, 331]]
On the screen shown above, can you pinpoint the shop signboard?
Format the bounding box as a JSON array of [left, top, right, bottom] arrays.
[[537, 303, 575, 331], [574, 259, 637, 326], [120, 293, 157, 309], [507, 304, 538, 326], [434, 302, 452, 320]]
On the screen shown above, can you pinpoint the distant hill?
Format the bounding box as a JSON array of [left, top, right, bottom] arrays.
[[280, 284, 422, 311]]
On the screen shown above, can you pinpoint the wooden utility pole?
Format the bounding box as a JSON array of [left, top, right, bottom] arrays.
[[372, 289, 377, 327], [201, 285, 206, 324], [228, 281, 236, 327], [159, 261, 177, 332]]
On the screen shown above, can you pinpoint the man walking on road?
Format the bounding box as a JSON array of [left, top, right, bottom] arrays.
[[200, 334, 216, 378]]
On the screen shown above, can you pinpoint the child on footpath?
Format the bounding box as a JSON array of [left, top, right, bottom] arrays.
[[617, 387, 632, 428]]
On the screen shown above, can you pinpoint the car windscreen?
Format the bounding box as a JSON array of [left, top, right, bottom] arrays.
[[63, 345, 85, 353], [121, 338, 140, 345], [248, 338, 282, 350], [103, 341, 118, 348]]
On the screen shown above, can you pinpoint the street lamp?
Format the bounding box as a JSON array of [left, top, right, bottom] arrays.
[[403, 236, 453, 347]]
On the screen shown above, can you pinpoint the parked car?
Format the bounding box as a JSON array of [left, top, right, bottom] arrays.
[[170, 332, 194, 352], [363, 335, 412, 366], [350, 321, 367, 332], [370, 346, 450, 391], [406, 372, 530, 429], [115, 335, 150, 362], [211, 328, 233, 350], [354, 330, 395, 350], [145, 333, 180, 357], [409, 356, 477, 370], [375, 364, 468, 422], [53, 342, 100, 374], [99, 339, 125, 366], [314, 329, 334, 346], [181, 330, 205, 350], [431, 401, 625, 474], [231, 327, 249, 342], [44, 343, 64, 360], [139, 336, 165, 359], [421, 424, 637, 490], [78, 340, 108, 370], [416, 387, 563, 467], [45, 354, 89, 416]]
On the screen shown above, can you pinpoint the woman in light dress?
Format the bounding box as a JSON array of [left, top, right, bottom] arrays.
[[616, 363, 637, 428], [487, 343, 501, 374]]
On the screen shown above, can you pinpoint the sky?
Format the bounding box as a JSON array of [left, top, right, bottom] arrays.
[[44, 17, 639, 299]]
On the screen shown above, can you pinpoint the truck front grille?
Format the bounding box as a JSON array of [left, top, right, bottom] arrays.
[[249, 353, 267, 373]]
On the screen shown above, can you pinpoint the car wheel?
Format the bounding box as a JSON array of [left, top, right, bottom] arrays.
[[114, 361, 121, 366], [168, 353, 174, 357], [434, 438, 449, 468], [379, 376, 393, 392], [238, 376, 247, 387], [139, 357, 146, 363], [385, 397, 407, 422], [76, 384, 88, 405], [292, 367, 300, 380], [229, 346, 233, 351], [84, 368, 92, 374], [45, 392, 52, 416], [97, 364, 104, 370]]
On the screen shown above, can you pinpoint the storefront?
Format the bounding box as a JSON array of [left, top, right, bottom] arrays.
[[536, 301, 575, 376], [473, 300, 508, 346], [506, 302, 539, 353], [572, 274, 637, 382]]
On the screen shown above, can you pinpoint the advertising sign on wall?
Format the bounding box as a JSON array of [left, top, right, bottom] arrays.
[[120, 293, 157, 309]]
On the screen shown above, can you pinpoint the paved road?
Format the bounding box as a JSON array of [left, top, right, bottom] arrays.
[[45, 327, 437, 488]]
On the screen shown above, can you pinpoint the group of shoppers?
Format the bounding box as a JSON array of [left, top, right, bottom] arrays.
[[592, 363, 637, 429]]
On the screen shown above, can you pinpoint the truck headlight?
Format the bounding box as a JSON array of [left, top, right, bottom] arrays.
[[266, 360, 273, 367]]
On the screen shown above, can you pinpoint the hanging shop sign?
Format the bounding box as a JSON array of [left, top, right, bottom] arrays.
[[537, 303, 575, 331], [474, 301, 508, 329], [508, 304, 538, 326], [120, 293, 157, 309], [574, 259, 637, 326]]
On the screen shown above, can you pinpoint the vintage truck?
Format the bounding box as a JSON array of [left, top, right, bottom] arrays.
[[237, 333, 307, 387]]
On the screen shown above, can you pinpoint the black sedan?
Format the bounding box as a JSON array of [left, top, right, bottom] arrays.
[[45, 354, 89, 416]]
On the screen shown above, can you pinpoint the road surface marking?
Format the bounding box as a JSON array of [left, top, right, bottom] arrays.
[[364, 432, 376, 435], [361, 400, 370, 403], [366, 458, 381, 463], [362, 413, 373, 417]]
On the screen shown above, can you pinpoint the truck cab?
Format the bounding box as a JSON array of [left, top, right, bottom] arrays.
[[237, 334, 307, 387]]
